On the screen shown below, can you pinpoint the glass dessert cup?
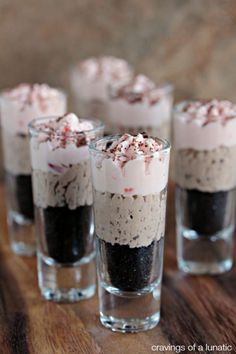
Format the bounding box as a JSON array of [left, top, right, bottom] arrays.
[[1, 88, 67, 256], [107, 81, 174, 140], [174, 100, 236, 275], [69, 57, 133, 134], [176, 186, 235, 275], [5, 170, 35, 256], [89, 135, 170, 332], [29, 116, 104, 302]]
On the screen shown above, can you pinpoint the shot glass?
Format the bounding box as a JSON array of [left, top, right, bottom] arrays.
[[174, 100, 236, 274], [69, 56, 133, 132], [89, 134, 170, 332], [107, 75, 174, 140], [0, 84, 66, 256], [29, 114, 104, 302]]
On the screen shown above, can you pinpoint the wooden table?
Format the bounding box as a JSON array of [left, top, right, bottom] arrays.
[[0, 184, 235, 354]]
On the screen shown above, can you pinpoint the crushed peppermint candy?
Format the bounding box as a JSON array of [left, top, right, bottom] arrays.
[[104, 133, 163, 169], [109, 74, 168, 105], [35, 113, 94, 149], [180, 99, 236, 126]]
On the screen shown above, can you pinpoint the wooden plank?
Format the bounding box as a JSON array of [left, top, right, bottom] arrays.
[[0, 184, 235, 354]]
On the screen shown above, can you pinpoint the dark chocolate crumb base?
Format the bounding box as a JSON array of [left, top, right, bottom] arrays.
[[43, 205, 94, 264], [6, 172, 34, 221], [98, 238, 163, 291], [177, 186, 235, 236]]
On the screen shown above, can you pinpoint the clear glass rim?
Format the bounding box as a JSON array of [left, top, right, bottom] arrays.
[[89, 134, 171, 158], [28, 115, 104, 137], [0, 85, 67, 102]]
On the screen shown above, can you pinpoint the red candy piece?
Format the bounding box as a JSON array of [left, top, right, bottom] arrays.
[[124, 187, 134, 193]]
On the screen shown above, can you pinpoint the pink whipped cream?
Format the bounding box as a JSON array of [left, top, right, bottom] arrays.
[[30, 113, 102, 173], [70, 56, 133, 101], [1, 83, 66, 134], [3, 83, 64, 112], [109, 75, 168, 105], [91, 133, 170, 196], [174, 100, 236, 150], [78, 56, 132, 81]]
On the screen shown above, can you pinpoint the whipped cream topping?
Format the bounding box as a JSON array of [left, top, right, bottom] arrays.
[[107, 75, 173, 128], [78, 56, 132, 81], [179, 100, 236, 125], [109, 75, 169, 105], [105, 133, 162, 168], [30, 114, 103, 172], [3, 83, 62, 106], [70, 56, 133, 101], [32, 113, 96, 149], [90, 133, 170, 195], [1, 83, 66, 134], [174, 100, 236, 150]]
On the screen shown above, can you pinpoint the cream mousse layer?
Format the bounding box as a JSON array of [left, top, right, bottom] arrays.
[[94, 189, 167, 248], [91, 133, 170, 196], [174, 100, 236, 192], [1, 83, 67, 175], [30, 113, 103, 209], [70, 56, 133, 101], [91, 134, 170, 248], [107, 75, 173, 134]]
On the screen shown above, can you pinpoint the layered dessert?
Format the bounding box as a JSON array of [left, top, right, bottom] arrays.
[[70, 56, 133, 130], [1, 83, 66, 221], [90, 133, 170, 291], [107, 75, 173, 139], [29, 113, 104, 264], [174, 100, 236, 235]]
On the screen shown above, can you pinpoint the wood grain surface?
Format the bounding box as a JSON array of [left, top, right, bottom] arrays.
[[0, 183, 235, 354]]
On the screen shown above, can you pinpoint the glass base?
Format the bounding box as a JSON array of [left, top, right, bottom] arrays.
[[38, 252, 96, 302], [99, 281, 161, 333], [177, 225, 234, 275], [8, 211, 35, 256], [178, 259, 233, 275], [100, 312, 160, 333]]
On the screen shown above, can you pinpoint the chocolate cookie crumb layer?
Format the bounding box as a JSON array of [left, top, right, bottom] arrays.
[[177, 186, 235, 235], [7, 172, 34, 220], [37, 205, 93, 264], [98, 238, 163, 291]]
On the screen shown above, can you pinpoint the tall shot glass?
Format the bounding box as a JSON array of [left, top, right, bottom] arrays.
[[0, 84, 66, 256], [174, 100, 236, 274], [29, 114, 104, 302], [89, 134, 170, 332]]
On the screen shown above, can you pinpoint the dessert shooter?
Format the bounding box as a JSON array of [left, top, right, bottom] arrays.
[[69, 56, 133, 131], [107, 75, 173, 139], [29, 113, 104, 302], [174, 100, 236, 274], [0, 84, 66, 256], [89, 133, 170, 332]]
